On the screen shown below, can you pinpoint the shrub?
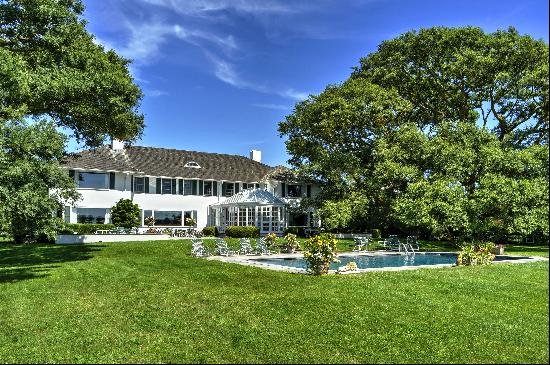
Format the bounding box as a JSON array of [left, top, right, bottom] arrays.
[[371, 229, 381, 239], [302, 233, 339, 275], [59, 223, 116, 235], [111, 199, 140, 228], [202, 226, 218, 237], [225, 226, 260, 238], [284, 233, 299, 250], [457, 242, 496, 266], [144, 216, 155, 227], [264, 232, 278, 247]]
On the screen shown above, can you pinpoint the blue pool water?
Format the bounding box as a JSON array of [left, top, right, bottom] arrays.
[[249, 253, 527, 270]]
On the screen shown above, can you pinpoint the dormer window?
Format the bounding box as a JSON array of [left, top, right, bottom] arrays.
[[184, 161, 201, 168]]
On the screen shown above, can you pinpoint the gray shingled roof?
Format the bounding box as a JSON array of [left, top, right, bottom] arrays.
[[62, 146, 274, 182]]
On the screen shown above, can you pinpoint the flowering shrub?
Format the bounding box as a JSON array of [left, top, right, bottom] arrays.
[[185, 217, 197, 227], [264, 232, 278, 247], [337, 261, 358, 273], [284, 233, 299, 251], [457, 242, 496, 266], [303, 233, 339, 275], [144, 216, 155, 227]]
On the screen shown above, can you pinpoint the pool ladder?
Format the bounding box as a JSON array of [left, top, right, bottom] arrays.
[[399, 242, 415, 255]]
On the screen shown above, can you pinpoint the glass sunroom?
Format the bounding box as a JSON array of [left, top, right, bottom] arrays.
[[210, 188, 287, 234]]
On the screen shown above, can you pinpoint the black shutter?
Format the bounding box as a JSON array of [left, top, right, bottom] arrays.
[[192, 180, 198, 195], [131, 175, 134, 192], [145, 177, 149, 193], [281, 183, 286, 197], [68, 170, 75, 179], [109, 172, 116, 189], [306, 184, 311, 198], [156, 178, 161, 194], [171, 179, 176, 194], [234, 182, 240, 194], [178, 179, 183, 195], [213, 181, 218, 196], [198, 180, 203, 195], [255, 183, 259, 188]]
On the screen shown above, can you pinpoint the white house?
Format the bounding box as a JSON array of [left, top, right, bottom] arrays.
[[61, 141, 320, 234]]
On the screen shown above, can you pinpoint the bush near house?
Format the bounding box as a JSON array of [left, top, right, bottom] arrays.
[[60, 223, 116, 235], [225, 226, 260, 238], [111, 199, 140, 228], [202, 226, 218, 237]]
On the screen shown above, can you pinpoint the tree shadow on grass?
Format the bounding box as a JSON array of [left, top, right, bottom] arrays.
[[0, 243, 104, 284]]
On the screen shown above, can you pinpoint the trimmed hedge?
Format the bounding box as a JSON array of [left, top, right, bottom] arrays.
[[225, 226, 260, 238], [202, 226, 219, 237], [59, 223, 116, 235]]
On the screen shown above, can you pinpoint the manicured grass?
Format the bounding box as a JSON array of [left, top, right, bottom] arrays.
[[0, 240, 548, 363]]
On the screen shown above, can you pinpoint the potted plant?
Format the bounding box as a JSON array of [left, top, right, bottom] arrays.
[[144, 216, 156, 233], [283, 233, 299, 253], [302, 233, 339, 275], [264, 232, 278, 251]]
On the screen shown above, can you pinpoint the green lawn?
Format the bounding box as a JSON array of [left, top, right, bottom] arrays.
[[0, 240, 548, 363]]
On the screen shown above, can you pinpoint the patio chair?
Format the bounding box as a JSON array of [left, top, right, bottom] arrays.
[[239, 238, 254, 255], [255, 237, 271, 255], [215, 238, 234, 256], [191, 239, 209, 257], [385, 235, 401, 251], [352, 237, 368, 252], [406, 236, 420, 251]]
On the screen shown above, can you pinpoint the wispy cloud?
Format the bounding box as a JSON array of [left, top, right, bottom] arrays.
[[279, 88, 310, 101], [140, 0, 296, 16], [253, 103, 291, 110], [146, 89, 169, 97]]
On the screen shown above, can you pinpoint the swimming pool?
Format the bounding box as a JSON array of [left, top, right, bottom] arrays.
[[249, 253, 528, 271], [207, 251, 543, 274]]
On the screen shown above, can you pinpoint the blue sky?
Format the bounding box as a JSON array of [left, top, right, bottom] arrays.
[[79, 0, 549, 167]]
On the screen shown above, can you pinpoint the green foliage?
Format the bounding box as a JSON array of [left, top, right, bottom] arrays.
[[202, 226, 218, 237], [457, 242, 497, 266], [283, 226, 306, 238], [0, 120, 79, 243], [60, 223, 115, 235], [264, 232, 278, 247], [110, 199, 140, 229], [284, 233, 299, 249], [224, 226, 260, 238], [0, 0, 144, 146], [279, 26, 549, 241], [355, 26, 548, 145], [144, 216, 155, 227], [184, 217, 196, 227], [371, 229, 381, 239], [302, 233, 339, 275]]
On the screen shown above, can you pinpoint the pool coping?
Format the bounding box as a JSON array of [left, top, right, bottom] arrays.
[[206, 250, 548, 274]]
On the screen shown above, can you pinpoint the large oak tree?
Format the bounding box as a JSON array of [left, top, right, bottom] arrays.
[[1, 0, 144, 242]]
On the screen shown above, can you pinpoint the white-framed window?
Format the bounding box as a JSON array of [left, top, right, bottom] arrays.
[[204, 181, 213, 196], [78, 172, 108, 189], [76, 208, 109, 224], [134, 177, 145, 193], [287, 185, 302, 198]]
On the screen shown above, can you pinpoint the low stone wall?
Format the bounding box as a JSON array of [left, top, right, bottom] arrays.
[[56, 234, 172, 244]]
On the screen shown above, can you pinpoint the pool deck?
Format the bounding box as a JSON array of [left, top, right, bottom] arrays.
[[206, 251, 548, 274]]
